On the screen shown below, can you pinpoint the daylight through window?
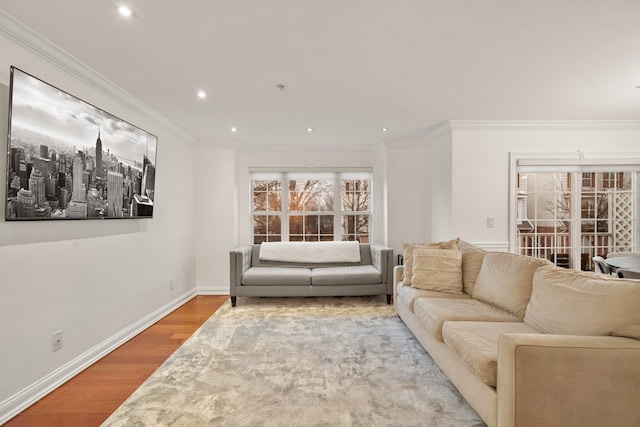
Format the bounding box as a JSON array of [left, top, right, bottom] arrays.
[[252, 172, 371, 243], [515, 166, 639, 271]]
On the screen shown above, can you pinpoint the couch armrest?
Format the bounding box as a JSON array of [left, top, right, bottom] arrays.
[[369, 245, 394, 292], [392, 265, 404, 310], [393, 265, 404, 292], [229, 246, 253, 296], [497, 333, 640, 427]]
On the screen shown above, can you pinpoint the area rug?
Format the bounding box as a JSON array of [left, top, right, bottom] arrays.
[[102, 296, 486, 427]]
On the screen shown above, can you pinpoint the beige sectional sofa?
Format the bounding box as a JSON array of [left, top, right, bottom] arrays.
[[394, 240, 640, 427]]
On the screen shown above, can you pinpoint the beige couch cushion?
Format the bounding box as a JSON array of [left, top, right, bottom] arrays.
[[525, 265, 640, 339], [472, 253, 550, 318], [458, 240, 487, 295], [411, 248, 463, 293], [442, 321, 542, 387], [402, 238, 459, 285], [397, 281, 470, 312], [414, 298, 520, 341]]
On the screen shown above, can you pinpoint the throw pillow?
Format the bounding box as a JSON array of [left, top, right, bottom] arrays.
[[524, 265, 640, 339], [458, 240, 487, 295], [472, 252, 550, 318], [402, 238, 460, 286], [411, 248, 463, 294]]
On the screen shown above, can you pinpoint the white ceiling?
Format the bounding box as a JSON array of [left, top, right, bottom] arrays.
[[0, 1, 638, 146]]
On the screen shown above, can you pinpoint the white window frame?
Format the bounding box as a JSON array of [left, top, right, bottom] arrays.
[[509, 153, 640, 268], [250, 169, 372, 243]]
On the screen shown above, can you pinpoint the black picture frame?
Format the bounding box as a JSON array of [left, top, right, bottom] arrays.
[[5, 66, 158, 220]]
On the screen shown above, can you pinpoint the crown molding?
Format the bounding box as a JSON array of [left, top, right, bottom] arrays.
[[447, 120, 640, 131], [0, 10, 194, 143], [424, 121, 453, 139], [383, 121, 452, 148]]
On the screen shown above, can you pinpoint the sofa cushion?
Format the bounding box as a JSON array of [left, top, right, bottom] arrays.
[[411, 248, 463, 294], [524, 265, 640, 339], [397, 281, 470, 312], [442, 321, 542, 387], [402, 238, 459, 285], [241, 267, 311, 286], [311, 265, 381, 285], [458, 240, 487, 295], [472, 253, 550, 318], [414, 298, 520, 341]]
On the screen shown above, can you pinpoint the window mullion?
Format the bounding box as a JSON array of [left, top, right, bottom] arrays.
[[334, 173, 341, 241], [282, 178, 289, 241], [570, 172, 581, 271]]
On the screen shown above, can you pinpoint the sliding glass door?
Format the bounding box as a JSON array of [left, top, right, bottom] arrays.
[[515, 169, 638, 271]]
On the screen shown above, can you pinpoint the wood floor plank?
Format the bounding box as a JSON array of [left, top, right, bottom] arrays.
[[4, 295, 228, 427]]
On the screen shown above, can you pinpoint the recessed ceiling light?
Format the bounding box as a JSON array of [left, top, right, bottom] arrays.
[[231, 127, 237, 132], [117, 5, 133, 17], [306, 128, 313, 132], [381, 128, 389, 132], [197, 90, 206, 99]]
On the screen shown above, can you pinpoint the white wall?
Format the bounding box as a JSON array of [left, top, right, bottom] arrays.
[[385, 126, 458, 257], [448, 122, 640, 249], [426, 127, 454, 242], [0, 24, 197, 419], [385, 141, 429, 257], [195, 145, 236, 294]]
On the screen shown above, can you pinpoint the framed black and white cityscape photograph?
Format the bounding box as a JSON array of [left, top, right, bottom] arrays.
[[5, 66, 157, 220]]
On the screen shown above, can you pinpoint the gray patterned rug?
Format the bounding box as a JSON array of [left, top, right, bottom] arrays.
[[102, 296, 485, 427]]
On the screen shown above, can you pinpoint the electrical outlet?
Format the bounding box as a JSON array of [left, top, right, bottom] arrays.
[[52, 330, 63, 352], [169, 279, 175, 291], [487, 217, 495, 228]]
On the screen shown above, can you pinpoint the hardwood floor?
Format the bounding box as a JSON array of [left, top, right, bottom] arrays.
[[4, 295, 228, 427]]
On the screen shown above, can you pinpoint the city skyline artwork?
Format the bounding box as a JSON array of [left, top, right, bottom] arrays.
[[5, 67, 158, 220]]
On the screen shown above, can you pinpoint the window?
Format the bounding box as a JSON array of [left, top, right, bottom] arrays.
[[514, 163, 639, 271], [252, 180, 282, 243], [251, 172, 371, 243], [288, 178, 334, 241], [341, 179, 370, 242]]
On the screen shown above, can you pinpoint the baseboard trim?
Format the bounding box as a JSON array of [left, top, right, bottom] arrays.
[[197, 285, 229, 295], [0, 289, 197, 425]]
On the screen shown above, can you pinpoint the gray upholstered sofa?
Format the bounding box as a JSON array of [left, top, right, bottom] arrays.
[[229, 243, 393, 307]]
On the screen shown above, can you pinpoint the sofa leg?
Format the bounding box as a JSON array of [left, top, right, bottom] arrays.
[[386, 294, 391, 305], [231, 296, 237, 307]]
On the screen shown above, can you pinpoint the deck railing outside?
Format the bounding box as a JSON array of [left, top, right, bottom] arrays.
[[517, 231, 613, 271]]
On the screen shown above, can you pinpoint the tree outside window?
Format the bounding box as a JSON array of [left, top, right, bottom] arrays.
[[251, 173, 370, 243], [252, 180, 282, 243], [341, 179, 370, 242]]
